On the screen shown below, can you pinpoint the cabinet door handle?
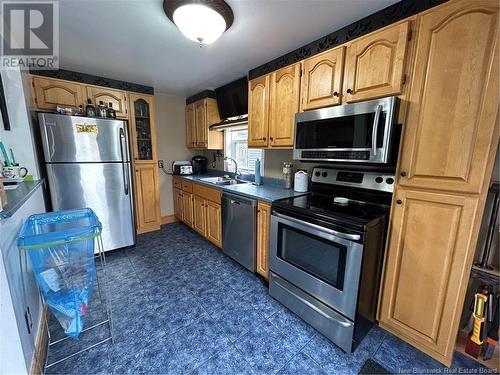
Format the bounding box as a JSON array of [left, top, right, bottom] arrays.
[[262, 137, 266, 141], [396, 199, 403, 205], [333, 91, 339, 97], [270, 137, 274, 141], [346, 88, 353, 94], [400, 171, 407, 177]]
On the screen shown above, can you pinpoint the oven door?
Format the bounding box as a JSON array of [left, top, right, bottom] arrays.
[[293, 96, 397, 164], [270, 211, 364, 320]]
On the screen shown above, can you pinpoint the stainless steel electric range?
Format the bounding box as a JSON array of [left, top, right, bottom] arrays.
[[269, 166, 394, 353]]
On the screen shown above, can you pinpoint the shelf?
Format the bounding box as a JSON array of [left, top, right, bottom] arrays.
[[456, 329, 499, 370], [471, 266, 500, 285], [135, 116, 150, 119]]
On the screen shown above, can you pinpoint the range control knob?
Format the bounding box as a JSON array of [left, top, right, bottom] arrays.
[[322, 172, 328, 178], [375, 177, 384, 183], [386, 177, 394, 185], [314, 171, 321, 177]]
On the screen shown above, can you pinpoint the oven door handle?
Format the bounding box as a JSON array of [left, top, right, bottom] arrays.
[[272, 274, 353, 328], [273, 212, 361, 241], [371, 104, 383, 157]]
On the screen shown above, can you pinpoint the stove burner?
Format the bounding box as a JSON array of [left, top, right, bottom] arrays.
[[334, 197, 349, 205]]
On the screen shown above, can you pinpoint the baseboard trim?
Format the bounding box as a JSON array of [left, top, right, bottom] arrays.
[[30, 305, 49, 375], [161, 215, 177, 225]]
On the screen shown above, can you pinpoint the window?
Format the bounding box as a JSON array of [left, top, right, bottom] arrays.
[[224, 128, 263, 175]]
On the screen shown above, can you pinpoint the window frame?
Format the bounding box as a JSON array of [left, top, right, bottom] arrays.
[[224, 127, 264, 176]]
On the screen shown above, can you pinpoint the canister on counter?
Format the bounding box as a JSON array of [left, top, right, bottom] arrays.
[[283, 162, 293, 189], [294, 170, 309, 192]]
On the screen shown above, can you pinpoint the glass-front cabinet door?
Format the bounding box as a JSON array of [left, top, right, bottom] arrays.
[[129, 93, 156, 162]]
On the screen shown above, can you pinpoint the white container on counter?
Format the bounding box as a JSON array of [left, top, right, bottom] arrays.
[[294, 170, 309, 192]]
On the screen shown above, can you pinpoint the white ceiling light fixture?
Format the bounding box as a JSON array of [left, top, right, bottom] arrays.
[[163, 0, 234, 46]]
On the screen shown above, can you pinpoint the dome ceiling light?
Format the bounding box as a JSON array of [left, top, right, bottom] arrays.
[[163, 0, 234, 46]]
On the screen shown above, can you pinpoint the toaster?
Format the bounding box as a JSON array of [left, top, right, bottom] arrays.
[[172, 161, 193, 175]]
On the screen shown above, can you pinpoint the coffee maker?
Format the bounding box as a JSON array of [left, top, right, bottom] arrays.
[[191, 155, 208, 174]]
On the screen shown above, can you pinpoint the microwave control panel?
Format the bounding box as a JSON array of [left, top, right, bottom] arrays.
[[300, 150, 370, 160]]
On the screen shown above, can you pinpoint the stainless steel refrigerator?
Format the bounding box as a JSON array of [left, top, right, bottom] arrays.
[[38, 113, 135, 251]]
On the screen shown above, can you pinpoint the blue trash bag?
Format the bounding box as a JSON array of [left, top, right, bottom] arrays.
[[18, 209, 102, 339]]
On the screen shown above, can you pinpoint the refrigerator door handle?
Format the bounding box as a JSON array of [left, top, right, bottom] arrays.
[[119, 127, 129, 195]]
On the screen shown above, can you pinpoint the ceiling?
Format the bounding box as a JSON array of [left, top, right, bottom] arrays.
[[58, 0, 399, 96]]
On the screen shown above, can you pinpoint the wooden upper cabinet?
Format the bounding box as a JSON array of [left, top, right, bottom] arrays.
[[379, 188, 478, 365], [300, 47, 345, 111], [269, 64, 301, 148], [398, 0, 499, 194], [129, 94, 157, 162], [186, 98, 222, 150], [32, 77, 84, 110], [185, 103, 196, 148], [86, 86, 129, 119], [248, 75, 270, 148], [134, 163, 161, 234], [194, 100, 207, 148], [344, 21, 410, 102]]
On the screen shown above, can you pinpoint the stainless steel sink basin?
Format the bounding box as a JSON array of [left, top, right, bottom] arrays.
[[199, 177, 249, 186]]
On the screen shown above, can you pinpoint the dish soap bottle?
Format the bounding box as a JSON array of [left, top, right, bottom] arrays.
[[85, 99, 96, 117], [107, 102, 116, 119]]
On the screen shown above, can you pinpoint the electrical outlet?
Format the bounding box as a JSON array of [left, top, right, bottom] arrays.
[[158, 160, 164, 169]]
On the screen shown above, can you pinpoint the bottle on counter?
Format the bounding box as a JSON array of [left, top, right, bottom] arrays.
[[98, 101, 107, 118], [254, 158, 262, 185], [85, 99, 96, 117], [283, 161, 293, 189], [107, 102, 116, 119]]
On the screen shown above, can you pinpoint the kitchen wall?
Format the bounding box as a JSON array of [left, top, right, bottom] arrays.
[[0, 69, 40, 179], [155, 92, 194, 217]]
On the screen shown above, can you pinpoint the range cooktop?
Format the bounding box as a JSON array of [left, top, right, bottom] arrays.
[[273, 167, 394, 231]]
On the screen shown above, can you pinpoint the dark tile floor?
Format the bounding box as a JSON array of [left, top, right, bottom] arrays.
[[45, 222, 486, 374]]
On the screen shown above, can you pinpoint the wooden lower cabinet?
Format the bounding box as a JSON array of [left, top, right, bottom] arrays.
[[182, 192, 194, 227], [205, 201, 222, 248], [256, 202, 271, 280], [379, 188, 479, 365], [173, 179, 222, 248], [134, 163, 161, 234], [193, 194, 207, 236], [173, 187, 183, 220]]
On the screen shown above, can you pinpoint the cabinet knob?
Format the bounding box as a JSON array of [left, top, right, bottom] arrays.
[[262, 137, 266, 141], [333, 91, 339, 97], [400, 171, 407, 177], [396, 199, 403, 205], [270, 137, 274, 141], [346, 88, 353, 94]]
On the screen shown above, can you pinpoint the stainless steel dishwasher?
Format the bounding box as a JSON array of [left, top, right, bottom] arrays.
[[222, 192, 257, 272]]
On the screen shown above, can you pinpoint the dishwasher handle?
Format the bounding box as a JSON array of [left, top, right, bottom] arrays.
[[222, 192, 257, 207]]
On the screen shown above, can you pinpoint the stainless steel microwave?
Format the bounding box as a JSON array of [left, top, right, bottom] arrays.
[[293, 96, 399, 164]]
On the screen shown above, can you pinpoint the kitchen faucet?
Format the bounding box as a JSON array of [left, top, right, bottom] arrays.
[[224, 156, 241, 178]]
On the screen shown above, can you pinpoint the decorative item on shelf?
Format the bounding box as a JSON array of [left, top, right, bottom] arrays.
[[85, 99, 96, 117], [107, 102, 116, 119], [282, 162, 293, 189], [56, 106, 79, 116], [163, 0, 234, 46], [97, 101, 107, 118], [465, 287, 489, 358], [0, 141, 10, 166]]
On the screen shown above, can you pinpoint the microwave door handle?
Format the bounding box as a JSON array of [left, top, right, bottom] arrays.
[[273, 212, 360, 241], [371, 104, 383, 156]]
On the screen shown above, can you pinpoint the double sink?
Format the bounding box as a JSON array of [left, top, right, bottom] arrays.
[[199, 177, 250, 186]]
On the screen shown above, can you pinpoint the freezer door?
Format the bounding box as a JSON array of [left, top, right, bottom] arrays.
[[38, 113, 130, 163], [46, 163, 135, 251]]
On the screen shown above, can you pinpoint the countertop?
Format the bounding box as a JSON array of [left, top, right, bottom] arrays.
[[177, 173, 308, 203], [0, 180, 44, 220]]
